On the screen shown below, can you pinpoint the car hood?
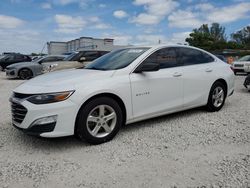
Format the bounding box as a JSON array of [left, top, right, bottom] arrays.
[[7, 61, 34, 68], [14, 69, 115, 94]]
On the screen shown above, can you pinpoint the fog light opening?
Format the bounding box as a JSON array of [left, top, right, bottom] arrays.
[[31, 115, 57, 126]]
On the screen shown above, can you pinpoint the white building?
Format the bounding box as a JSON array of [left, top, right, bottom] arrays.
[[47, 37, 120, 55]]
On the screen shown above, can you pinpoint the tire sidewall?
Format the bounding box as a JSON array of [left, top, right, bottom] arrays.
[[207, 82, 226, 112], [76, 97, 123, 144]]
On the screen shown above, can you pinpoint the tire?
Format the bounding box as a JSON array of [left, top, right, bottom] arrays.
[[206, 81, 226, 112], [0, 65, 3, 71], [76, 97, 123, 144], [19, 68, 33, 80]]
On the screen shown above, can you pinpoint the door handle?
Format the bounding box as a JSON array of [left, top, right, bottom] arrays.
[[173, 72, 182, 77], [205, 68, 213, 72]]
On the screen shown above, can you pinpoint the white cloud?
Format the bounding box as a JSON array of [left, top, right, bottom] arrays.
[[131, 13, 160, 25], [0, 29, 44, 54], [207, 2, 250, 23], [54, 14, 86, 34], [168, 10, 203, 28], [132, 0, 179, 25], [53, 0, 77, 5], [194, 3, 214, 11], [99, 3, 106, 8], [0, 15, 24, 29], [89, 16, 100, 22], [88, 16, 111, 29], [113, 10, 128, 19], [135, 34, 167, 45], [93, 23, 111, 29], [168, 2, 250, 29], [52, 0, 92, 9], [41, 2, 52, 9], [170, 32, 191, 44]]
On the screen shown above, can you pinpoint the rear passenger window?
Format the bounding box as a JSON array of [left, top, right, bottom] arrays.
[[142, 48, 180, 69], [178, 48, 214, 66]]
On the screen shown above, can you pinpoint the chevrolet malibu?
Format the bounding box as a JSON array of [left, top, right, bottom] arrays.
[[10, 45, 235, 144]]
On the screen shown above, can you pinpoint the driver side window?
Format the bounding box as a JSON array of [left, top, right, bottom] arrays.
[[142, 48, 180, 69]]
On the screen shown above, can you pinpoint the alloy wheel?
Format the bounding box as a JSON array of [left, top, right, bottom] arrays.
[[212, 86, 224, 108], [86, 105, 117, 138]]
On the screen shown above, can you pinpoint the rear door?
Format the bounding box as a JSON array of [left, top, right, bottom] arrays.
[[176, 47, 216, 108], [130, 47, 184, 119]]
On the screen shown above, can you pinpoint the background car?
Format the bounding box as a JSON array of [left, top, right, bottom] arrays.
[[0, 53, 31, 71], [42, 50, 109, 73], [232, 55, 250, 74], [6, 55, 65, 79]]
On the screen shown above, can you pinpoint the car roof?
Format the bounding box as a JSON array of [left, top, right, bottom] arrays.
[[123, 44, 197, 49], [122, 44, 215, 54]]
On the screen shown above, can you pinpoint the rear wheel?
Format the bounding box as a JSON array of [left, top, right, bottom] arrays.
[[206, 81, 226, 112], [19, 68, 33, 80], [76, 97, 123, 144]]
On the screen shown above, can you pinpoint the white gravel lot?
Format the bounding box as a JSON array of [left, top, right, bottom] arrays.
[[0, 72, 249, 188]]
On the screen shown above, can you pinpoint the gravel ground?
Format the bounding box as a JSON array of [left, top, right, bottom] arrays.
[[0, 72, 249, 188]]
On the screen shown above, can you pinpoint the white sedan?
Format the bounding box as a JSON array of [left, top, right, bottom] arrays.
[[10, 45, 235, 144]]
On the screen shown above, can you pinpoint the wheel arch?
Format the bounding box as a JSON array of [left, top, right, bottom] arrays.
[[74, 92, 127, 134]]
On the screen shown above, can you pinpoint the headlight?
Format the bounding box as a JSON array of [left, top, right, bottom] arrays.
[[27, 91, 74, 104]]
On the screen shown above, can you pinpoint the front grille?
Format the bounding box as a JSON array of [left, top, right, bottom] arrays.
[[13, 92, 33, 99], [11, 102, 27, 124], [234, 64, 244, 68]]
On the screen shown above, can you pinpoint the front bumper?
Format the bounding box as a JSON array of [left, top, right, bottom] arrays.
[[10, 97, 79, 137], [12, 122, 56, 136], [6, 69, 18, 78]]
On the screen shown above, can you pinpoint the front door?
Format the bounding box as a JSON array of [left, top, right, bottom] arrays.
[[130, 47, 183, 120]]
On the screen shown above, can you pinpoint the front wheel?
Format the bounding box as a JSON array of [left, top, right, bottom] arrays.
[[206, 82, 226, 112], [19, 68, 33, 80], [76, 97, 123, 144]]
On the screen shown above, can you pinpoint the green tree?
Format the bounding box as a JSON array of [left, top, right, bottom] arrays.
[[186, 23, 227, 50], [231, 26, 250, 49]]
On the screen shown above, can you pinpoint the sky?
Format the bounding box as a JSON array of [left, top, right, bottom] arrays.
[[0, 0, 250, 54]]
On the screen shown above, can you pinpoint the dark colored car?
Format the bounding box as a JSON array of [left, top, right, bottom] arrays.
[[244, 74, 250, 91], [0, 53, 31, 71]]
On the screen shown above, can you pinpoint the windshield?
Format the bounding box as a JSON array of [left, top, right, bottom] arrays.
[[32, 56, 43, 63], [0, 55, 6, 60], [64, 52, 77, 61], [238, 55, 250, 61], [85, 48, 149, 70]]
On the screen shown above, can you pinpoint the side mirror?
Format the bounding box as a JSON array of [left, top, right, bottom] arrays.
[[134, 63, 160, 73], [79, 57, 86, 62]]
